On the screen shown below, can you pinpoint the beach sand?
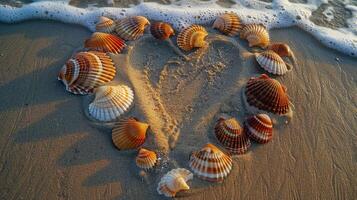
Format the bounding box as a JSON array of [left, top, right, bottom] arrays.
[[0, 21, 356, 199]]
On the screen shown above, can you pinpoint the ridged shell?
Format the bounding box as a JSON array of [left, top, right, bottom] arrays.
[[157, 168, 193, 197], [212, 13, 242, 36], [215, 117, 251, 155], [136, 148, 157, 170], [177, 25, 208, 51], [115, 16, 150, 40], [58, 51, 116, 95], [84, 32, 126, 54], [150, 22, 175, 40], [244, 74, 290, 115], [112, 118, 149, 150], [268, 43, 294, 58], [240, 24, 270, 48], [255, 50, 290, 75], [189, 143, 232, 182], [88, 85, 134, 122], [244, 114, 273, 144], [96, 16, 115, 33]]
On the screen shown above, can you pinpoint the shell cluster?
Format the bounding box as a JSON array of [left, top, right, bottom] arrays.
[[115, 16, 150, 41]]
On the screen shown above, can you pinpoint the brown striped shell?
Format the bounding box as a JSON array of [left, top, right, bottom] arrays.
[[150, 22, 175, 40], [240, 24, 270, 48], [115, 16, 150, 40], [189, 143, 232, 182], [84, 32, 126, 54], [215, 117, 251, 155], [57, 51, 116, 95], [244, 114, 273, 144], [177, 25, 208, 51], [112, 118, 149, 150], [244, 74, 290, 115], [95, 16, 115, 33], [136, 148, 157, 170], [255, 50, 291, 75], [212, 13, 242, 36], [157, 168, 193, 197]]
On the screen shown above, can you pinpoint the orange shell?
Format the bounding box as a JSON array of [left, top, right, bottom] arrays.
[[115, 16, 150, 40], [244, 114, 273, 144], [177, 25, 208, 51], [212, 13, 242, 36], [135, 148, 157, 170], [112, 118, 149, 150], [255, 50, 290, 75], [84, 32, 126, 54], [57, 51, 116, 95], [240, 24, 270, 48], [95, 16, 115, 33], [268, 43, 294, 58], [244, 74, 290, 115], [150, 22, 175, 40]]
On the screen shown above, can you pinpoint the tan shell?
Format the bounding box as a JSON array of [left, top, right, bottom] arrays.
[[84, 32, 126, 54], [268, 42, 296, 63], [177, 25, 208, 51], [157, 168, 193, 197], [135, 148, 157, 170], [95, 16, 115, 33], [150, 22, 175, 40], [212, 13, 242, 36], [115, 16, 150, 40], [255, 50, 291, 75], [240, 24, 270, 48]]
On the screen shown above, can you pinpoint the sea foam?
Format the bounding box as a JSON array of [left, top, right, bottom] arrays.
[[0, 0, 356, 57]]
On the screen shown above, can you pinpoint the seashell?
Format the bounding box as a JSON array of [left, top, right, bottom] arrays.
[[189, 143, 232, 182], [96, 16, 115, 33], [244, 114, 273, 144], [255, 50, 292, 75], [115, 16, 150, 40], [212, 13, 242, 36], [268, 42, 296, 63], [112, 118, 149, 150], [58, 51, 116, 95], [150, 22, 175, 40], [244, 74, 290, 115], [177, 25, 208, 51], [88, 85, 134, 122], [135, 148, 157, 170], [157, 168, 193, 197], [215, 117, 251, 155], [84, 32, 126, 54], [240, 24, 270, 48]]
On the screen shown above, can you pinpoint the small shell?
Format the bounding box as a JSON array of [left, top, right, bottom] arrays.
[[177, 25, 208, 51], [189, 143, 232, 182], [150, 22, 175, 40], [244, 114, 273, 144], [84, 32, 126, 54], [255, 50, 291, 75], [88, 85, 134, 122], [58, 51, 116, 95], [240, 24, 270, 48], [135, 148, 157, 170], [244, 74, 290, 115], [96, 16, 115, 33], [212, 13, 242, 36], [115, 16, 150, 40], [215, 117, 251, 155], [157, 168, 193, 197], [268, 43, 294, 58], [112, 118, 149, 150]]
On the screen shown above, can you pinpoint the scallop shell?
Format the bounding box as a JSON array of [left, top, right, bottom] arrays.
[[255, 50, 291, 75], [215, 117, 251, 155], [244, 74, 290, 115], [112, 118, 149, 150], [136, 148, 157, 170], [88, 85, 134, 122], [189, 143, 232, 182], [268, 43, 294, 58], [115, 16, 150, 40], [177, 25, 208, 51], [84, 32, 126, 54], [244, 114, 273, 144], [96, 16, 115, 33], [157, 168, 193, 197], [150, 22, 175, 40], [240, 24, 270, 48], [212, 13, 242, 36], [58, 51, 116, 95]]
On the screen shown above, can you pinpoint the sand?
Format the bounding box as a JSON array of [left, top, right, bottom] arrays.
[[0, 20, 356, 200]]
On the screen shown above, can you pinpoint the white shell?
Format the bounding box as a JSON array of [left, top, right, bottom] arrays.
[[255, 50, 291, 75], [157, 168, 193, 197], [88, 85, 134, 121]]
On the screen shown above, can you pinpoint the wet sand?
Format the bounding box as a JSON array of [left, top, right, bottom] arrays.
[[0, 21, 356, 199]]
